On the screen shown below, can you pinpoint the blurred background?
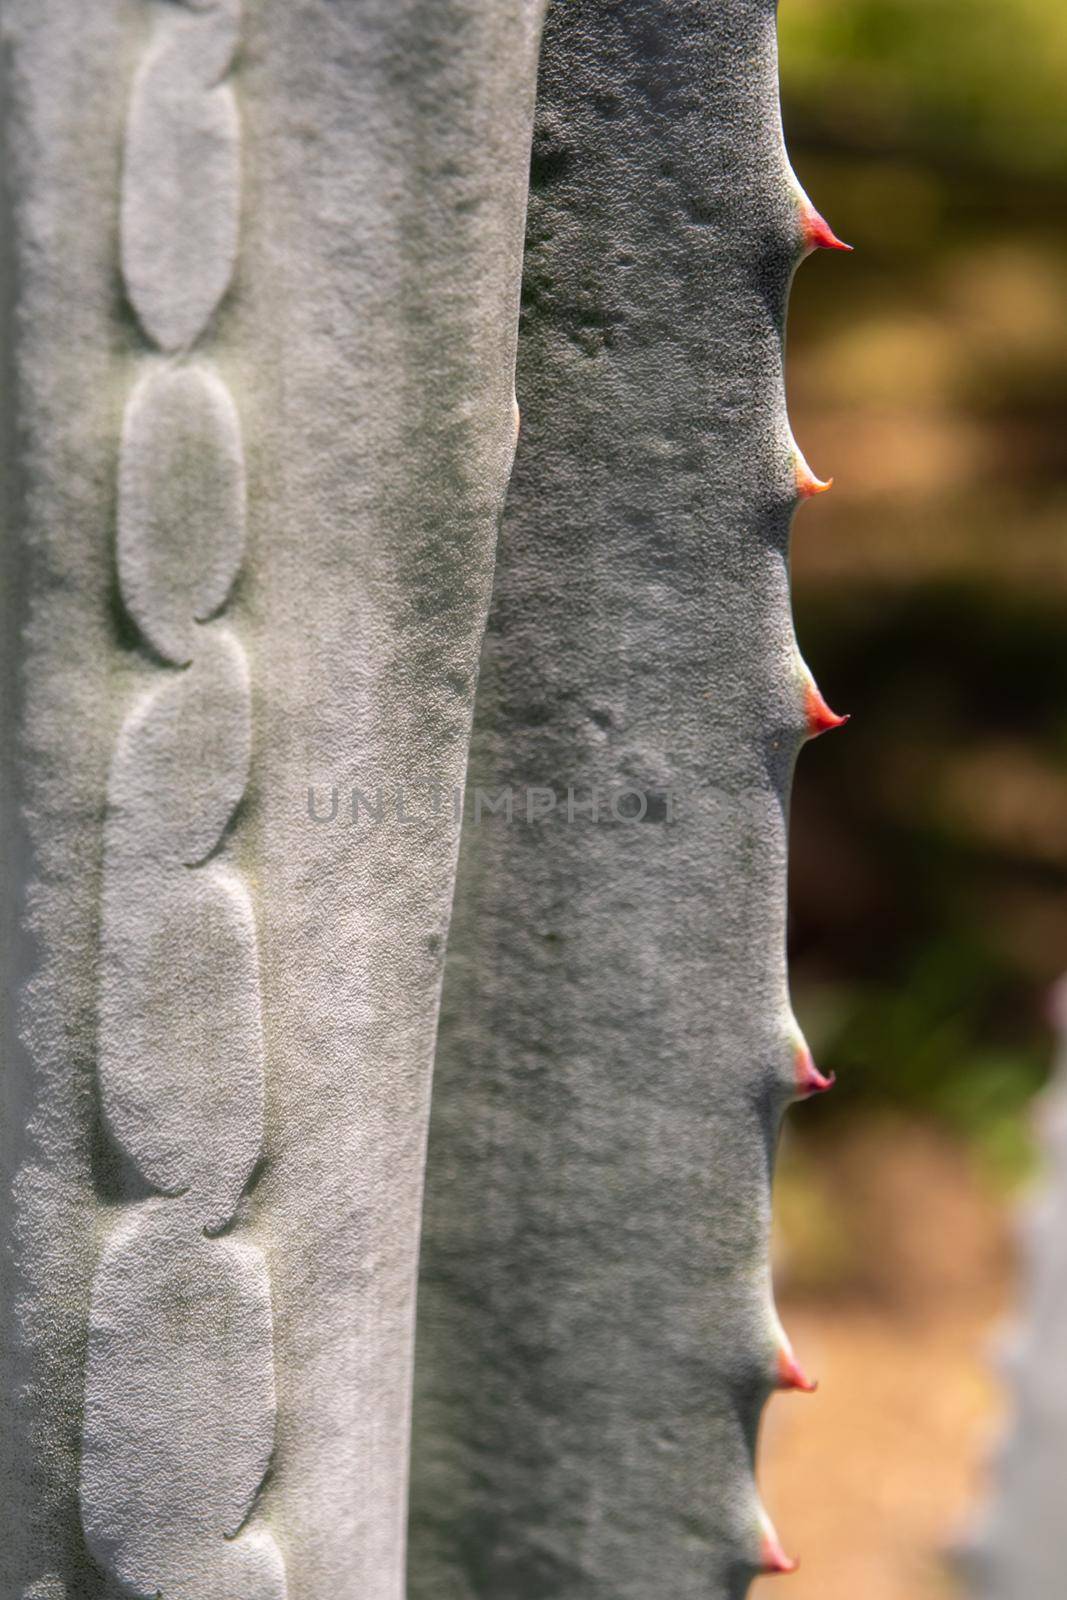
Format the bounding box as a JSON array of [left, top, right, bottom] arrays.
[[756, 2, 1067, 1594]]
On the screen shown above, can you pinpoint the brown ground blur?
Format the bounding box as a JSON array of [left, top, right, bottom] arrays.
[[754, 1119, 1015, 1600]]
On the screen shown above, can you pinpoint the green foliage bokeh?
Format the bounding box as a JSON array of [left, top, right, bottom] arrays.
[[780, 0, 1067, 1164]]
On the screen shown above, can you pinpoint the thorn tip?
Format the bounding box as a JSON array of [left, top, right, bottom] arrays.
[[759, 1519, 799, 1576], [794, 455, 833, 501], [804, 681, 849, 738], [800, 198, 853, 254], [777, 1340, 819, 1394], [794, 1042, 836, 1099]]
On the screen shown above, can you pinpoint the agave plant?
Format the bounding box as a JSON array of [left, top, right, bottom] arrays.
[[0, 3, 847, 1598]]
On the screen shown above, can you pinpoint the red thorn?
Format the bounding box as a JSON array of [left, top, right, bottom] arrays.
[[760, 1521, 799, 1576], [777, 1341, 818, 1394], [800, 199, 853, 254], [804, 680, 849, 738], [794, 1041, 836, 1099], [795, 456, 833, 500]]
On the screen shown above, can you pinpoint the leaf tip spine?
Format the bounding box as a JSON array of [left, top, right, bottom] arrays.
[[776, 1339, 819, 1394], [799, 197, 853, 255], [803, 679, 849, 739], [794, 1039, 836, 1099], [759, 1511, 799, 1576]]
